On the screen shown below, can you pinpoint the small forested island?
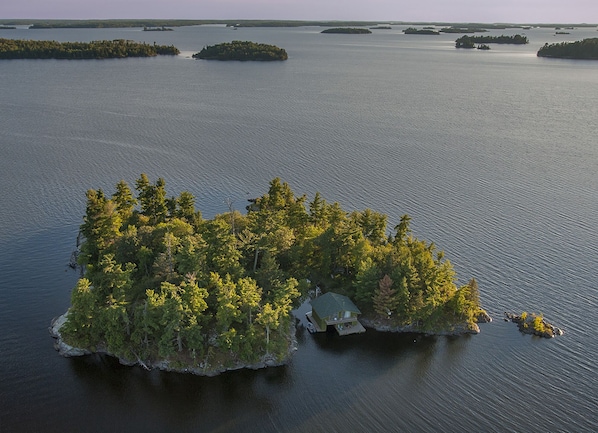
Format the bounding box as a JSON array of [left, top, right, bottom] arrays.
[[455, 34, 529, 48], [0, 25, 16, 30], [504, 312, 563, 338], [537, 38, 598, 60], [403, 27, 440, 35], [321, 27, 372, 34], [0, 38, 179, 59], [440, 27, 487, 34], [143, 26, 173, 32], [370, 26, 392, 30], [51, 176, 487, 376], [192, 40, 288, 61]]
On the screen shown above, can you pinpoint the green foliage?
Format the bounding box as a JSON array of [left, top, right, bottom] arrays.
[[537, 38, 598, 60], [404, 28, 439, 35], [63, 174, 478, 368], [455, 34, 528, 48], [0, 38, 179, 60], [321, 28, 372, 34], [193, 41, 288, 61]]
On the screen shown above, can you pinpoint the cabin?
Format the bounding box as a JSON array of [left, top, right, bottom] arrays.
[[306, 292, 366, 336]]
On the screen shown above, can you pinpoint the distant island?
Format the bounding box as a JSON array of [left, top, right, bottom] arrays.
[[440, 27, 488, 34], [51, 176, 487, 376], [455, 34, 529, 48], [0, 38, 179, 59], [537, 38, 598, 60], [0, 19, 595, 30], [404, 27, 439, 35], [321, 28, 372, 34], [193, 41, 288, 61], [0, 25, 16, 30], [370, 26, 392, 30], [143, 26, 173, 32]]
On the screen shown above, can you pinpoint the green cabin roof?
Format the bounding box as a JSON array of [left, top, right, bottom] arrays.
[[310, 292, 361, 318]]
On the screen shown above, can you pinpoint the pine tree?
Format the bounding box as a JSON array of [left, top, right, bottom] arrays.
[[373, 274, 399, 318]]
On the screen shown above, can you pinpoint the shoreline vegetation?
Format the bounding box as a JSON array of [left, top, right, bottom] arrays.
[[403, 27, 439, 35], [192, 41, 288, 61], [0, 38, 179, 59], [455, 34, 529, 48], [321, 28, 372, 34], [143, 26, 173, 32], [455, 35, 529, 48], [52, 175, 488, 376], [537, 38, 598, 60]]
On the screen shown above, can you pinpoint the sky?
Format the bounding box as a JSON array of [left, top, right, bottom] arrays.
[[2, 0, 598, 24]]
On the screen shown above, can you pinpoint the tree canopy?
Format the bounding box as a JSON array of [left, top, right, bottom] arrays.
[[455, 34, 528, 48], [321, 28, 372, 34], [537, 38, 598, 60], [0, 38, 179, 60], [193, 41, 288, 61], [62, 176, 484, 371]]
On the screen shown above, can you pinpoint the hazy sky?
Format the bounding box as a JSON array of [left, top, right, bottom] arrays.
[[2, 0, 597, 24]]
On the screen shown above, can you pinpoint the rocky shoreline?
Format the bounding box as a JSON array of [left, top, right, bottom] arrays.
[[360, 311, 492, 336], [504, 312, 564, 338], [50, 311, 297, 376]]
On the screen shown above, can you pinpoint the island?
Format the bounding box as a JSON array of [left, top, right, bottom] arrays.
[[192, 41, 288, 61], [504, 312, 563, 338], [403, 27, 440, 35], [537, 38, 598, 60], [321, 27, 372, 34], [440, 27, 488, 34], [143, 26, 173, 31], [0, 38, 179, 59], [51, 176, 487, 375], [0, 25, 16, 30], [455, 34, 529, 48]]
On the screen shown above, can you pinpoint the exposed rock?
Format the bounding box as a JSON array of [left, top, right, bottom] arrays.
[[49, 312, 92, 357], [476, 310, 493, 323], [359, 316, 480, 336]]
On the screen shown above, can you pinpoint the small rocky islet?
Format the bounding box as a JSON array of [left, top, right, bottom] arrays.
[[504, 312, 564, 338]]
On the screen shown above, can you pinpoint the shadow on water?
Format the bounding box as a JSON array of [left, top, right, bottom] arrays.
[[66, 352, 293, 432]]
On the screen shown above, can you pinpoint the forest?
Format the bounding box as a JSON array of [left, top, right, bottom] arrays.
[[321, 28, 372, 34], [0, 38, 179, 59], [403, 27, 440, 35], [193, 41, 288, 61], [455, 34, 528, 48], [537, 38, 598, 60], [61, 176, 484, 371]]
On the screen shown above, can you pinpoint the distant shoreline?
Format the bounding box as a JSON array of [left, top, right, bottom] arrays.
[[1, 19, 596, 29]]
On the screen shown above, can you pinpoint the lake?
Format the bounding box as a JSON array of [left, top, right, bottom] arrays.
[[0, 24, 597, 432]]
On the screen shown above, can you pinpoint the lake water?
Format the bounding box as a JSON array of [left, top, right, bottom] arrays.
[[1, 25, 597, 432]]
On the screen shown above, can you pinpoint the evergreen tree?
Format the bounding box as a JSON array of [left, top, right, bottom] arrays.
[[373, 274, 398, 318]]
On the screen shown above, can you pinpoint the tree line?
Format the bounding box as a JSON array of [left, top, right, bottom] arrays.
[[537, 38, 598, 60], [193, 41, 288, 61], [0, 38, 179, 59], [455, 34, 528, 48], [62, 176, 484, 370]]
